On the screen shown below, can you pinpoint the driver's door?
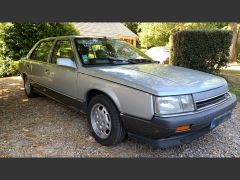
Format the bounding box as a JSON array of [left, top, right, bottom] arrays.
[[46, 39, 78, 100]]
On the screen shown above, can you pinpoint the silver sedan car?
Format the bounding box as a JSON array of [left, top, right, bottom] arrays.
[[19, 36, 237, 148]]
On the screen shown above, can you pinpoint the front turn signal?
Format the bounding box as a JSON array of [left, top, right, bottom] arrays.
[[176, 125, 191, 132]]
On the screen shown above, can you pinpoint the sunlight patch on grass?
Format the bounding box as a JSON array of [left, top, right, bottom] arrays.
[[221, 70, 240, 101]]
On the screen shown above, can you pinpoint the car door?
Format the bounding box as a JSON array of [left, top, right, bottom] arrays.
[[28, 39, 55, 86], [46, 39, 78, 101]]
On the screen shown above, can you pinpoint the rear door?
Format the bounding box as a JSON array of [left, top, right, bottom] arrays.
[[28, 39, 55, 86], [46, 39, 78, 100]]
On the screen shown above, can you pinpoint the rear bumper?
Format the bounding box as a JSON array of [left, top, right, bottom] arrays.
[[121, 94, 237, 148]]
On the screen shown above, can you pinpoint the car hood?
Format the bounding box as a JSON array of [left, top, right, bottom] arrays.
[[82, 64, 228, 96]]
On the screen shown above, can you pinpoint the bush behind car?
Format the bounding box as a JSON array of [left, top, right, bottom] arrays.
[[0, 59, 19, 77], [171, 30, 233, 74]]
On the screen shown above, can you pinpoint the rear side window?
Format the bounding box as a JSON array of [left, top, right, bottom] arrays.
[[51, 40, 75, 64], [30, 40, 54, 62]]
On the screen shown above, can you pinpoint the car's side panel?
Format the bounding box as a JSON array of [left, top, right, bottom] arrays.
[[31, 82, 86, 112], [43, 38, 79, 99], [19, 59, 44, 86], [45, 63, 78, 99], [20, 39, 56, 86], [30, 61, 50, 86], [19, 59, 30, 77], [77, 72, 154, 120]]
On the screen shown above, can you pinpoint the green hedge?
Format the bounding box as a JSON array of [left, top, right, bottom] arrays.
[[171, 30, 233, 73], [237, 41, 240, 63], [0, 60, 19, 77]]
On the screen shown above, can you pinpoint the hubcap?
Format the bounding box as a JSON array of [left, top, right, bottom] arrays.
[[90, 103, 112, 139], [24, 77, 31, 95]]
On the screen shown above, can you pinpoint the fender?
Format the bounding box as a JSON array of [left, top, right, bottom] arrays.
[[84, 84, 123, 113]]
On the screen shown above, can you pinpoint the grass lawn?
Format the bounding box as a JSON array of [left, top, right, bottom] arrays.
[[221, 70, 240, 101]]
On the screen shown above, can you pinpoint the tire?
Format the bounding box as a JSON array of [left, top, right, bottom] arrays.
[[87, 94, 126, 146], [23, 75, 38, 98]]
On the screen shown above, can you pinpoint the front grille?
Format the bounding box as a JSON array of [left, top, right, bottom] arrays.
[[195, 92, 230, 110]]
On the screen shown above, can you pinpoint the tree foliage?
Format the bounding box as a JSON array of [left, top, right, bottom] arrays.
[[0, 59, 19, 77], [123, 22, 140, 34], [2, 23, 79, 60], [138, 22, 229, 48], [0, 23, 11, 59], [182, 22, 228, 30], [138, 23, 180, 48]]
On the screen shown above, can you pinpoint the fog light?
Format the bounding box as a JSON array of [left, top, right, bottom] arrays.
[[176, 125, 191, 132]]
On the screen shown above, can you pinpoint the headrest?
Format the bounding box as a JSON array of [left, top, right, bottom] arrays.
[[77, 44, 89, 55]]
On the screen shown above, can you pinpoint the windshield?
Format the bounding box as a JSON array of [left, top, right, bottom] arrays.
[[75, 38, 154, 65]]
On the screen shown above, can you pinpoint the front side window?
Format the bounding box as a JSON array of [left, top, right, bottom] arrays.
[[30, 40, 54, 62], [75, 38, 154, 66], [51, 40, 75, 64]]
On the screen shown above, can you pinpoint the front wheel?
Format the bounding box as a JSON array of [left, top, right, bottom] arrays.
[[87, 94, 126, 146]]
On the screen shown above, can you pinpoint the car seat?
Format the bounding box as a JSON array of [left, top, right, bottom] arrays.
[[95, 49, 108, 58]]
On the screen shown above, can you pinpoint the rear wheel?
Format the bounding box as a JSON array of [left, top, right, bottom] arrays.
[[87, 94, 126, 146], [23, 75, 37, 98]]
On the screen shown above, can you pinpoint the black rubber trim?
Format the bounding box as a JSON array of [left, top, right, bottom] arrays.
[[32, 82, 87, 113], [127, 108, 233, 148], [121, 94, 237, 148], [128, 127, 211, 149]]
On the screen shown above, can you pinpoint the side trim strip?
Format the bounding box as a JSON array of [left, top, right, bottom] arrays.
[[32, 82, 87, 113], [30, 80, 83, 101]]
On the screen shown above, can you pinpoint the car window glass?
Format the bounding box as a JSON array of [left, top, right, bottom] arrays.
[[30, 40, 54, 62], [75, 38, 152, 65], [51, 40, 75, 64]]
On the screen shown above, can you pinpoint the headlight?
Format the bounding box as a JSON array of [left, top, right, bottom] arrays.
[[154, 95, 195, 115]]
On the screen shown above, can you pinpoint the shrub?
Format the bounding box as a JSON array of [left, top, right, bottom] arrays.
[[138, 23, 179, 48], [2, 23, 79, 60], [0, 60, 19, 77], [171, 30, 233, 74]]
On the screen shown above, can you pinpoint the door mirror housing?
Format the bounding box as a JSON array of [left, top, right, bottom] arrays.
[[56, 58, 77, 69]]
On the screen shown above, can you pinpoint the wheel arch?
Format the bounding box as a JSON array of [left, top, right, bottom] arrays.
[[85, 88, 122, 112]]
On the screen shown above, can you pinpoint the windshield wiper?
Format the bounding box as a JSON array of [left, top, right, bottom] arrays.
[[89, 57, 158, 65], [90, 57, 128, 64], [127, 59, 158, 64]]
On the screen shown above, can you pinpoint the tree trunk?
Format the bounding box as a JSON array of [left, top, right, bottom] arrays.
[[179, 23, 185, 31], [229, 23, 238, 62]]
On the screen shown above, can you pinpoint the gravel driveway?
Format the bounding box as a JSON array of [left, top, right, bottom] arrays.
[[0, 76, 240, 157]]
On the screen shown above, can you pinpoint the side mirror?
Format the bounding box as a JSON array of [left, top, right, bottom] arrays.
[[56, 58, 77, 69]]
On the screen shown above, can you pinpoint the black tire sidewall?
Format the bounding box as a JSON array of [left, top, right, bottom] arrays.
[[87, 94, 126, 146], [23, 75, 37, 98]]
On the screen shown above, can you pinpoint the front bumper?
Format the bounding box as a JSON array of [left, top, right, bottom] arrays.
[[121, 94, 237, 148]]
